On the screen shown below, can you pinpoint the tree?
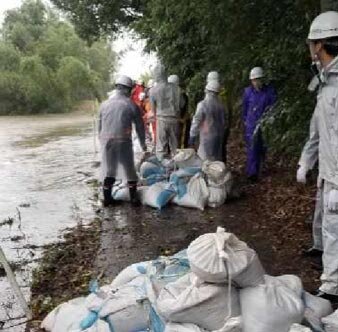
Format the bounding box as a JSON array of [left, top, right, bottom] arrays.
[[0, 0, 116, 114], [49, 0, 144, 42]]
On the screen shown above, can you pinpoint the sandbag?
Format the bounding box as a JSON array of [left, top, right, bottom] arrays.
[[145, 250, 191, 303], [173, 149, 202, 169], [173, 173, 209, 211], [208, 185, 227, 208], [240, 275, 305, 332], [41, 297, 111, 332], [207, 170, 233, 208], [140, 161, 165, 178], [85, 277, 149, 332], [157, 272, 241, 331], [322, 309, 338, 332], [288, 324, 311, 332], [202, 161, 227, 184], [187, 227, 265, 286], [110, 261, 149, 289], [214, 317, 242, 332], [143, 182, 176, 209], [112, 185, 148, 202], [302, 291, 332, 332], [170, 168, 202, 198]]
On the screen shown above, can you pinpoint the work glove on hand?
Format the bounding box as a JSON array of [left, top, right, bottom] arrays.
[[296, 166, 308, 184], [328, 189, 338, 212]]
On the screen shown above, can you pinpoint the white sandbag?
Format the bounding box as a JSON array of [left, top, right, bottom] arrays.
[[322, 309, 338, 332], [164, 322, 207, 332], [143, 182, 176, 209], [86, 277, 149, 332], [173, 149, 202, 169], [110, 261, 149, 288], [208, 185, 227, 208], [157, 272, 241, 331], [288, 324, 311, 332], [41, 297, 110, 332], [173, 173, 209, 211], [207, 171, 233, 208], [202, 161, 227, 183], [187, 227, 265, 286], [240, 275, 305, 332], [112, 184, 148, 202], [302, 291, 332, 332]]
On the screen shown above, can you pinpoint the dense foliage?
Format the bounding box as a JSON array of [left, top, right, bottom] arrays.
[[0, 0, 115, 114], [50, 0, 329, 156]]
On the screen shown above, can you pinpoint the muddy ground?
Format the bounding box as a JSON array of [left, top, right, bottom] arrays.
[[28, 133, 320, 330]]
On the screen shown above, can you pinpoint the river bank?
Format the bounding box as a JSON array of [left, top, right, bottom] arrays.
[[0, 109, 99, 331], [27, 134, 320, 331]]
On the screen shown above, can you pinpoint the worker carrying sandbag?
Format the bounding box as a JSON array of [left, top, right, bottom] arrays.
[[98, 75, 147, 207]]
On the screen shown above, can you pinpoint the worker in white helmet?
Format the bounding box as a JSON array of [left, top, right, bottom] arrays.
[[150, 64, 180, 160], [242, 67, 277, 181], [298, 11, 338, 302], [189, 80, 227, 161], [98, 75, 146, 207]]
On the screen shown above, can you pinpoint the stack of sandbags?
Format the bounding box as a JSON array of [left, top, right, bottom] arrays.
[[43, 228, 321, 332], [202, 161, 233, 208]]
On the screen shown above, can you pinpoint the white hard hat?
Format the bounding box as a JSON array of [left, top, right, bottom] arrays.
[[207, 71, 220, 82], [115, 75, 133, 88], [308, 11, 338, 40], [206, 80, 221, 93], [250, 67, 264, 80], [168, 74, 180, 85]]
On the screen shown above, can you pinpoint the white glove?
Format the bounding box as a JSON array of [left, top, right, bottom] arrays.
[[328, 189, 338, 212], [296, 166, 308, 184]]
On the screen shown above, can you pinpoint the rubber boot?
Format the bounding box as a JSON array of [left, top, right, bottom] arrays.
[[129, 181, 140, 206], [103, 177, 115, 207]]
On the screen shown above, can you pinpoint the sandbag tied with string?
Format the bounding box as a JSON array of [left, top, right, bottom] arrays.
[[187, 227, 265, 287]]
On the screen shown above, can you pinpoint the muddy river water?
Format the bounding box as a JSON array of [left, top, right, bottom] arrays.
[[0, 112, 99, 330]]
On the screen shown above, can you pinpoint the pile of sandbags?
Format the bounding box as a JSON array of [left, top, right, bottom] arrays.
[[42, 228, 331, 332], [134, 150, 235, 210]]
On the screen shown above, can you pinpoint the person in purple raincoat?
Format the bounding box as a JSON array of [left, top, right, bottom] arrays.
[[242, 67, 277, 181]]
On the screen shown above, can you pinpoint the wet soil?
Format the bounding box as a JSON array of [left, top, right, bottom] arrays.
[[28, 131, 320, 330]]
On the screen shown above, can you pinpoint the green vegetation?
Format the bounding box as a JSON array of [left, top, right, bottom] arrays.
[[0, 0, 115, 115], [50, 0, 337, 157]]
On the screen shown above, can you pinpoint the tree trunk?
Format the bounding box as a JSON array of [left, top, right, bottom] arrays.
[[321, 0, 338, 12]]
